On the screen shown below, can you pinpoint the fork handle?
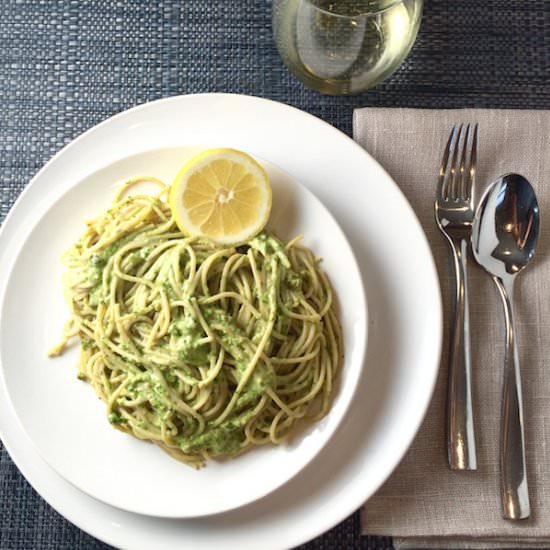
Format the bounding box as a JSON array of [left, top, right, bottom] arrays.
[[447, 236, 477, 470]]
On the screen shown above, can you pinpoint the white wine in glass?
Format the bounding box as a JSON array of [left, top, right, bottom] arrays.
[[273, 0, 423, 94]]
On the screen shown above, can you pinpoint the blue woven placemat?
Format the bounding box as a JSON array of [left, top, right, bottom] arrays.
[[2, 0, 550, 548]]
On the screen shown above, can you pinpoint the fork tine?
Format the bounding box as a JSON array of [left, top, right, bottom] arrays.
[[458, 124, 471, 200], [449, 124, 464, 200], [466, 123, 478, 203], [437, 125, 456, 201]]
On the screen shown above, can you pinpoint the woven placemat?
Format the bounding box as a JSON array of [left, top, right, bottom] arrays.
[[2, 0, 550, 548]]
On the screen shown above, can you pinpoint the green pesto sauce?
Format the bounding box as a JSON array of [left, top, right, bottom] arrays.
[[108, 412, 127, 425], [179, 403, 259, 455], [91, 233, 309, 457], [168, 314, 210, 366], [248, 233, 290, 268], [85, 237, 132, 302], [181, 420, 243, 455]]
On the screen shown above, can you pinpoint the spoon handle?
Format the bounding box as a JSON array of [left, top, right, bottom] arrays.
[[447, 236, 477, 470], [495, 276, 530, 520]]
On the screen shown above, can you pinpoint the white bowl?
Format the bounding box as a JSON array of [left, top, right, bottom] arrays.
[[0, 147, 367, 519]]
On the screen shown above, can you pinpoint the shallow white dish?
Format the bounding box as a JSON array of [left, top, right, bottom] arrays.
[[0, 148, 367, 518], [0, 93, 442, 548]]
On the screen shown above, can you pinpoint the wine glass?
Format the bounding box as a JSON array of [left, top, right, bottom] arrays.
[[273, 0, 423, 95]]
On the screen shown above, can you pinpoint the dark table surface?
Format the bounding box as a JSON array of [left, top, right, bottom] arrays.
[[1, 1, 550, 548]]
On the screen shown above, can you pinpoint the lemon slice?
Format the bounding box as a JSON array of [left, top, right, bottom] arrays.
[[169, 148, 272, 245]]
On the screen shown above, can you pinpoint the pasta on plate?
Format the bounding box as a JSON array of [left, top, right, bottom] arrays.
[[50, 179, 343, 468]]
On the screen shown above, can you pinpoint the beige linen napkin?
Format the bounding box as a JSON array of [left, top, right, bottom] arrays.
[[354, 108, 550, 549]]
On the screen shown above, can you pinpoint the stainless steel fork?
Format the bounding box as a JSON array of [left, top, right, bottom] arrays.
[[435, 124, 478, 471]]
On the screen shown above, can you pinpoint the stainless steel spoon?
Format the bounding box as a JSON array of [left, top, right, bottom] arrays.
[[471, 173, 539, 520]]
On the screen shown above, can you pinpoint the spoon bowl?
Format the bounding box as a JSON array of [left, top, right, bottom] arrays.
[[473, 173, 539, 279], [472, 173, 540, 520]]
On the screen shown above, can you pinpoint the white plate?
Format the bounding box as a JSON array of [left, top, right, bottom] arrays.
[[0, 148, 367, 518], [0, 94, 442, 548]]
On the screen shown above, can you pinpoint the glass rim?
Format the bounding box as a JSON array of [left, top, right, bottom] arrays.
[[303, 0, 405, 17]]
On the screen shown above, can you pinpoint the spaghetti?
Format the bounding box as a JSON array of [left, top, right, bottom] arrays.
[[50, 179, 343, 467]]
